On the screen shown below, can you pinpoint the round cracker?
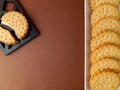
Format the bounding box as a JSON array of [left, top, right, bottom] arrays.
[[90, 0, 119, 11], [91, 18, 120, 37], [90, 44, 120, 64], [90, 71, 120, 90], [91, 4, 120, 27], [90, 30, 120, 52], [90, 57, 120, 77], [1, 11, 28, 40]]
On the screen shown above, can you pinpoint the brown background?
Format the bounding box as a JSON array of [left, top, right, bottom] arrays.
[[0, 0, 84, 90]]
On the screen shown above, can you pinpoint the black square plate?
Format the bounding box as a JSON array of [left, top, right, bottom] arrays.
[[0, 0, 39, 55]]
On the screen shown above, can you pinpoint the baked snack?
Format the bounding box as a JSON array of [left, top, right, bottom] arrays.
[[90, 0, 120, 11], [89, 1, 120, 90], [90, 71, 120, 90], [90, 44, 120, 64], [91, 4, 120, 27], [90, 58, 120, 76], [0, 26, 17, 45], [1, 11, 28, 40], [91, 18, 120, 37], [90, 30, 120, 51]]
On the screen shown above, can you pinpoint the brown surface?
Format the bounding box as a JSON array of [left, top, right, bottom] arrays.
[[0, 0, 84, 90]]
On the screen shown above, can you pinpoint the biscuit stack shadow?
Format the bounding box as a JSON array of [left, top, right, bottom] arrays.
[[89, 0, 120, 90]]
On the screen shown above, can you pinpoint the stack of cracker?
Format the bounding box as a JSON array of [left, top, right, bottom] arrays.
[[89, 0, 120, 90]]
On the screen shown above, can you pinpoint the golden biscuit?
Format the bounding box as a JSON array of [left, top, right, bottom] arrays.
[[91, 18, 120, 37], [91, 4, 120, 27], [90, 57, 120, 76], [90, 30, 120, 51], [90, 44, 120, 64], [0, 27, 17, 45], [90, 0, 119, 11], [1, 11, 28, 40], [90, 71, 120, 90]]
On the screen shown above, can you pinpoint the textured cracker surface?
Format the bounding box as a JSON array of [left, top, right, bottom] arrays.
[[90, 58, 120, 76], [91, 18, 120, 37], [90, 0, 119, 10], [90, 71, 120, 90], [90, 44, 120, 64], [1, 11, 28, 40], [91, 4, 120, 27], [0, 27, 17, 45], [90, 30, 120, 51]]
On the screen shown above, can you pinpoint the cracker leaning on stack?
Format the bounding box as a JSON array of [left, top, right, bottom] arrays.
[[89, 0, 120, 90]]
